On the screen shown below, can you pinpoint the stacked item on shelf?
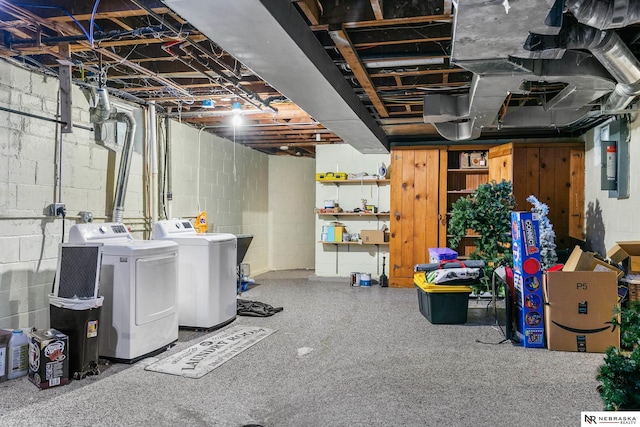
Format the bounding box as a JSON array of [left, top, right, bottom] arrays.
[[315, 172, 347, 181], [414, 249, 484, 324]]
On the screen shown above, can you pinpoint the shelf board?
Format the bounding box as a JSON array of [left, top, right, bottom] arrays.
[[318, 241, 389, 246], [448, 168, 488, 173], [317, 212, 390, 217], [318, 179, 390, 185], [447, 189, 475, 194]]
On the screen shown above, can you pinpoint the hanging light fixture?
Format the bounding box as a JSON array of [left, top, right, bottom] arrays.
[[231, 101, 242, 125]]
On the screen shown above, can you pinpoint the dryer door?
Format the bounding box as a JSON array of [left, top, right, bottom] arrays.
[[135, 252, 178, 325]]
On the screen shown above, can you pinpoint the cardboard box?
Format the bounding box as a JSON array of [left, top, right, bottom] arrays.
[[565, 245, 624, 278], [27, 329, 70, 389], [361, 230, 389, 244], [607, 241, 640, 273], [511, 212, 545, 348], [459, 151, 488, 169], [544, 271, 620, 353]]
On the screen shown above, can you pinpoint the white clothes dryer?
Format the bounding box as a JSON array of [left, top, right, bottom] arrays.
[[68, 223, 179, 363], [152, 219, 237, 330]]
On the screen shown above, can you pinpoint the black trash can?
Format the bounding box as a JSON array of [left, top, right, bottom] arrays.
[[49, 298, 102, 380]]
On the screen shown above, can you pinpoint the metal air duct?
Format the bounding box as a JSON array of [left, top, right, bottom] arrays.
[[527, 22, 640, 112], [564, 0, 640, 30]]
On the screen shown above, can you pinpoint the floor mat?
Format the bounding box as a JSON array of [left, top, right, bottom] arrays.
[[145, 325, 277, 378]]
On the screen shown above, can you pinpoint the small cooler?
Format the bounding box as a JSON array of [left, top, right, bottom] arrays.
[[414, 272, 472, 324]]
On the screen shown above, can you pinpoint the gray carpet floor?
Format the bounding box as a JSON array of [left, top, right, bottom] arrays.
[[0, 269, 606, 426]]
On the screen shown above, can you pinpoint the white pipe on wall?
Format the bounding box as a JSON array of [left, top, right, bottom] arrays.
[[149, 102, 158, 223]]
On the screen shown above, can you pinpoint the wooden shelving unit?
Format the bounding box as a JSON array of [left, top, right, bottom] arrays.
[[316, 176, 390, 273], [446, 151, 489, 257]]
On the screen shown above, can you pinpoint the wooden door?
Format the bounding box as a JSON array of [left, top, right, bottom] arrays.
[[389, 148, 441, 288], [490, 141, 585, 241], [488, 143, 513, 183]]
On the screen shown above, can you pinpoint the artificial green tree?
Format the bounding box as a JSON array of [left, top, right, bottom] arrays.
[[596, 301, 640, 411], [448, 180, 516, 293]]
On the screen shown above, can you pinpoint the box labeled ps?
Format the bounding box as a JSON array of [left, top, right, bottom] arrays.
[[544, 271, 620, 353], [27, 329, 70, 389], [511, 211, 545, 348]]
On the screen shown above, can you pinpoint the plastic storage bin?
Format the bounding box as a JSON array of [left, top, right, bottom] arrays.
[[414, 273, 472, 324], [428, 247, 458, 263], [49, 296, 103, 379]]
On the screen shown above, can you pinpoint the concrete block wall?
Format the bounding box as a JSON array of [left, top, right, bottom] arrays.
[[315, 144, 390, 278], [167, 123, 272, 274], [268, 155, 316, 270], [0, 60, 138, 329]]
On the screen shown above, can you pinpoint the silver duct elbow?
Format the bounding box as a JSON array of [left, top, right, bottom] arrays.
[[89, 88, 111, 124]]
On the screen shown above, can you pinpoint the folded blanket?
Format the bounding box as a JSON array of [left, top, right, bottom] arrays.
[[237, 299, 284, 317]]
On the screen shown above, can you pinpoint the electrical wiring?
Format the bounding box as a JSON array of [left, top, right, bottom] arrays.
[[89, 0, 102, 48], [13, 3, 91, 42]]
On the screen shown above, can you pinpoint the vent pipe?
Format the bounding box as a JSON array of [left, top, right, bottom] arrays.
[[111, 111, 136, 223], [88, 87, 137, 222]]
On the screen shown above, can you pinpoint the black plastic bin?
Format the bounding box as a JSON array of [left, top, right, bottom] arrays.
[[49, 302, 101, 380]]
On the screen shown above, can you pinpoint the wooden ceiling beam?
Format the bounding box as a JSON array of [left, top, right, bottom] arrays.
[[0, 0, 193, 100], [369, 67, 466, 78], [370, 0, 384, 20], [109, 17, 133, 31], [293, 0, 321, 25], [375, 82, 468, 90], [67, 35, 208, 52], [47, 7, 173, 23], [329, 28, 389, 118], [352, 36, 450, 48], [342, 14, 452, 29]]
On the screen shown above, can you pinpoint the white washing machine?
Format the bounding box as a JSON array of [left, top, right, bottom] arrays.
[[68, 223, 179, 363], [152, 219, 237, 330]]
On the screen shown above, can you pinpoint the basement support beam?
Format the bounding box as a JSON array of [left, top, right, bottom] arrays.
[[58, 42, 72, 133]]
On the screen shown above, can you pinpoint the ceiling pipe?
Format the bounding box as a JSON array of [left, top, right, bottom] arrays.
[[564, 0, 640, 30]]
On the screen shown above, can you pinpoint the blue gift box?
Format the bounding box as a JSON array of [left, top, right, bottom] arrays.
[[511, 211, 545, 348]]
